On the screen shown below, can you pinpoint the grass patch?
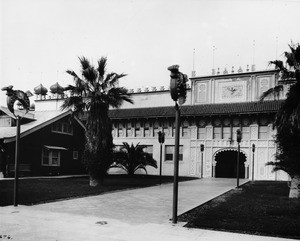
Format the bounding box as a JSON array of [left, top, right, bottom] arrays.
[[178, 181, 300, 239], [0, 174, 196, 206]]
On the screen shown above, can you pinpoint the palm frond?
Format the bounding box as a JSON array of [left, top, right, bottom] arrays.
[[97, 57, 107, 79], [82, 67, 98, 89], [79, 56, 91, 70], [104, 87, 133, 108], [61, 96, 86, 115], [269, 60, 284, 70], [260, 85, 283, 101], [134, 165, 148, 175], [66, 70, 80, 79]]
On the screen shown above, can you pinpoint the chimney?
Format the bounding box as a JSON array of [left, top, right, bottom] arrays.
[[251, 64, 256, 72]]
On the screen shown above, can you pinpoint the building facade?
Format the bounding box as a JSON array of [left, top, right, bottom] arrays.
[[32, 68, 289, 180]]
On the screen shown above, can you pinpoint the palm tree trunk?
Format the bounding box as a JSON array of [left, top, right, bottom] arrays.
[[289, 175, 300, 198]]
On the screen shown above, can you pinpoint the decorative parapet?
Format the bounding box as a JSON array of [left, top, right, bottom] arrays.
[[33, 83, 187, 101]]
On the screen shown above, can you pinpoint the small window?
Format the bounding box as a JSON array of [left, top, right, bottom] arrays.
[[52, 122, 73, 135], [165, 145, 183, 162], [198, 127, 206, 140], [42, 149, 60, 166], [223, 127, 231, 140], [144, 128, 151, 137], [135, 127, 141, 137], [73, 151, 79, 160], [182, 127, 190, 137], [232, 127, 239, 141], [242, 126, 250, 140], [213, 127, 221, 139], [258, 126, 269, 139]]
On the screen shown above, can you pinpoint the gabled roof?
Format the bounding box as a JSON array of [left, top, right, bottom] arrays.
[[0, 108, 85, 143], [108, 100, 284, 119], [0, 106, 35, 120]]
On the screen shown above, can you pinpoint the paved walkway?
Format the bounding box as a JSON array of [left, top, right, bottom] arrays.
[[0, 178, 296, 241]]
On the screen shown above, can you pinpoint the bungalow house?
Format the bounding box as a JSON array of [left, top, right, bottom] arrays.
[[0, 107, 86, 177]]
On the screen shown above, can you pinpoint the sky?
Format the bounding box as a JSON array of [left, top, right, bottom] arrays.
[[1, 0, 300, 104]]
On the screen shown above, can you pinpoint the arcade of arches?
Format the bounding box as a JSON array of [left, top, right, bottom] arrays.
[[214, 150, 247, 178]]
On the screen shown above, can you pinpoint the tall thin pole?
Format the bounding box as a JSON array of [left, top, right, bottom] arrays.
[[252, 149, 255, 181], [172, 103, 180, 224], [252, 144, 255, 181], [213, 45, 216, 69], [252, 40, 256, 66], [159, 143, 163, 185], [275, 36, 278, 60], [201, 151, 204, 178], [14, 116, 20, 206], [237, 143, 240, 188], [193, 49, 195, 71]]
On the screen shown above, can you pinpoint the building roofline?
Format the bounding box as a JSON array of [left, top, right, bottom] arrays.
[[108, 100, 283, 120], [3, 109, 85, 143], [190, 69, 279, 80]]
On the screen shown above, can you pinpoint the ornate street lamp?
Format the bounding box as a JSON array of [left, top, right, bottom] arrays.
[[236, 129, 242, 188], [168, 65, 188, 224], [158, 131, 165, 185], [1, 86, 30, 206], [252, 144, 256, 181], [200, 144, 204, 178]]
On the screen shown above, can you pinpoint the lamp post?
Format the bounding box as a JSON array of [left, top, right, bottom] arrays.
[[172, 103, 180, 224], [1, 86, 30, 206], [168, 65, 188, 224], [252, 144, 255, 181], [236, 129, 242, 188], [158, 131, 165, 184], [200, 144, 204, 178]]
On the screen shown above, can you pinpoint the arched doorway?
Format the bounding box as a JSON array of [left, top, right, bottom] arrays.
[[215, 150, 246, 178]]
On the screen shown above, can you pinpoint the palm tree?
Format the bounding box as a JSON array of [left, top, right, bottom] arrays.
[[62, 57, 133, 186], [261, 42, 300, 198], [111, 142, 157, 176]]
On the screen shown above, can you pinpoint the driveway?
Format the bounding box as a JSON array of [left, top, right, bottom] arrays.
[[31, 178, 248, 224]]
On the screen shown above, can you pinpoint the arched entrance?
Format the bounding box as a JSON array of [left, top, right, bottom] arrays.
[[215, 150, 246, 178]]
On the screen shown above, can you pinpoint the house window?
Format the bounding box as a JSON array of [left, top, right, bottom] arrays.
[[165, 145, 183, 162], [73, 151, 79, 160], [135, 122, 141, 137], [135, 127, 141, 137], [258, 126, 269, 139], [182, 127, 190, 137], [213, 127, 221, 139], [42, 149, 61, 166], [52, 122, 73, 135], [126, 122, 132, 137], [197, 127, 206, 140], [144, 122, 151, 137], [223, 127, 231, 140], [242, 126, 250, 140], [153, 122, 159, 137]]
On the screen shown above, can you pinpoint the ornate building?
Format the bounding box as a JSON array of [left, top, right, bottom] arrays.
[[33, 67, 289, 180]]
